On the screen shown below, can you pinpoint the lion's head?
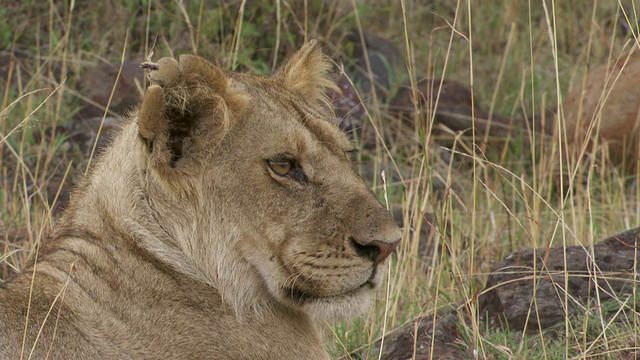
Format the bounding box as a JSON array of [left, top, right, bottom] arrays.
[[134, 40, 401, 320]]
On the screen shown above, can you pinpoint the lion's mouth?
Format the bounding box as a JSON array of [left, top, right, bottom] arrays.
[[285, 281, 375, 304], [284, 278, 376, 305]]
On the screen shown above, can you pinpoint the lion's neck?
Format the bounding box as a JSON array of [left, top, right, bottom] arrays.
[[70, 120, 208, 276], [66, 121, 151, 232], [59, 120, 280, 317]]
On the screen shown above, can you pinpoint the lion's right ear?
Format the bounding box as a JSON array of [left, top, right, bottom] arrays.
[[138, 56, 246, 169], [138, 84, 172, 167]]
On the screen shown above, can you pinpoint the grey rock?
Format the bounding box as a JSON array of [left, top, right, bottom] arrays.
[[479, 228, 640, 331], [78, 59, 143, 120], [371, 312, 471, 360]]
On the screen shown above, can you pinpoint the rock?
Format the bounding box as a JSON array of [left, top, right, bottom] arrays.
[[345, 29, 404, 102], [334, 32, 551, 153], [60, 116, 125, 156], [563, 52, 640, 170], [332, 31, 404, 134], [479, 228, 640, 331], [331, 70, 367, 132], [78, 59, 143, 120], [390, 78, 551, 139], [370, 312, 471, 360]]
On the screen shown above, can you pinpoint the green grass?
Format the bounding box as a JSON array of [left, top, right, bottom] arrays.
[[2, 0, 640, 359]]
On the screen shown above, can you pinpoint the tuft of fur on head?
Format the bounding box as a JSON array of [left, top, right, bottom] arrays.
[[274, 40, 339, 112], [138, 54, 247, 180]]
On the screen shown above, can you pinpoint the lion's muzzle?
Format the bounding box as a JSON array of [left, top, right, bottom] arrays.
[[350, 237, 400, 265]]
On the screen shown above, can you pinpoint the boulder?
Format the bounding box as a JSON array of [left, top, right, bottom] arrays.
[[367, 312, 471, 360], [390, 78, 553, 140], [78, 59, 143, 120], [479, 228, 640, 331]]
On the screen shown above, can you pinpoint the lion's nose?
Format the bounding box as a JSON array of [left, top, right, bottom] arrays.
[[351, 238, 400, 264]]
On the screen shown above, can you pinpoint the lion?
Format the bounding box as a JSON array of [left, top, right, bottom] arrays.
[[0, 40, 401, 359]]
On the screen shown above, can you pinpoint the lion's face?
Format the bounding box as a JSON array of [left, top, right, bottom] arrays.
[[137, 41, 401, 320], [218, 82, 401, 319]]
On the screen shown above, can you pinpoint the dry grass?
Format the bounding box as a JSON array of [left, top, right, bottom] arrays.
[[2, 0, 640, 359]]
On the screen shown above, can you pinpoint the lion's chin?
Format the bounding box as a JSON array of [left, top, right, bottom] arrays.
[[281, 278, 379, 321], [299, 285, 375, 321]]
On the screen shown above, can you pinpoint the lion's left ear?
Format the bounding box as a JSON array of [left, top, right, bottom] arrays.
[[274, 40, 338, 109]]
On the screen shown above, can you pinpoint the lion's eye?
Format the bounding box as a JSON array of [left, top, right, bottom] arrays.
[[268, 157, 307, 183], [268, 159, 293, 176]]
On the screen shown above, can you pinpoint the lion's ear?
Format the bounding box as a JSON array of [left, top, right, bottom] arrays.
[[274, 40, 338, 109], [138, 55, 246, 168]]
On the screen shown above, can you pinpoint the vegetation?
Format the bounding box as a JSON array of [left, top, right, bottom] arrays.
[[2, 0, 639, 358]]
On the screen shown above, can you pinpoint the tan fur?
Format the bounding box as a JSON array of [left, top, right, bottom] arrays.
[[0, 40, 401, 359], [563, 51, 640, 170]]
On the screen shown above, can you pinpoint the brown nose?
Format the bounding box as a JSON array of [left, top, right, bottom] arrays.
[[351, 238, 400, 264]]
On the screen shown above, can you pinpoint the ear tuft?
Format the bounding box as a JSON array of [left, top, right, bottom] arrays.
[[147, 57, 181, 87], [178, 55, 227, 93], [138, 85, 168, 141], [274, 40, 339, 110], [138, 55, 247, 168]]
